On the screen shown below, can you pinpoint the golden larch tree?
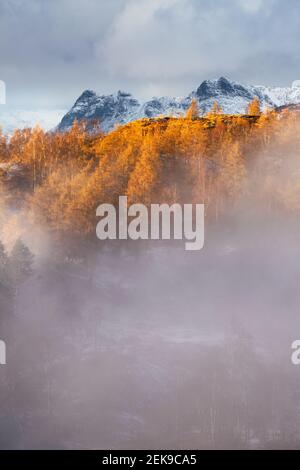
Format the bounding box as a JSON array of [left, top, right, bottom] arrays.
[[186, 98, 200, 120], [247, 97, 261, 116]]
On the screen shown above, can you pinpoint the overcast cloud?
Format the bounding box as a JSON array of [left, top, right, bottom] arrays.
[[0, 0, 300, 109]]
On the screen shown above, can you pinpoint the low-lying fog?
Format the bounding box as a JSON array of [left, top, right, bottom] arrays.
[[1, 217, 300, 449]]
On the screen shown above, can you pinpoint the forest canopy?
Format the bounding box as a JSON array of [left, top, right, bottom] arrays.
[[0, 101, 300, 246]]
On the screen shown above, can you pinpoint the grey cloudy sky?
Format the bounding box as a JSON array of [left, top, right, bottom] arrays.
[[0, 0, 300, 109]]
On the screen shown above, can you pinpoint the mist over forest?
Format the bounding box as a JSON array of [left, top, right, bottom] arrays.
[[1, 104, 300, 449]]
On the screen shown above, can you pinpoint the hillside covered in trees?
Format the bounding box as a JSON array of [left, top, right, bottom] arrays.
[[2, 100, 300, 449], [0, 99, 300, 248]]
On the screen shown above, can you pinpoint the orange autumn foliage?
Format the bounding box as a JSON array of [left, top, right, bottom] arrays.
[[0, 106, 300, 242]]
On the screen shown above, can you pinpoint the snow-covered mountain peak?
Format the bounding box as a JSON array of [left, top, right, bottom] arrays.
[[59, 89, 140, 131], [60, 76, 300, 132], [196, 76, 253, 101], [2, 77, 300, 135]]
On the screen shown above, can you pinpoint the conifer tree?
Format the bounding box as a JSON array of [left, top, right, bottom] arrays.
[[186, 99, 200, 120], [222, 142, 246, 200], [9, 239, 34, 287], [211, 101, 222, 115], [247, 97, 261, 116], [0, 240, 14, 317]]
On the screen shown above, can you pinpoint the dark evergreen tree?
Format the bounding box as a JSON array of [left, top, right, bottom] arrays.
[[9, 239, 34, 288], [0, 240, 13, 317]]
